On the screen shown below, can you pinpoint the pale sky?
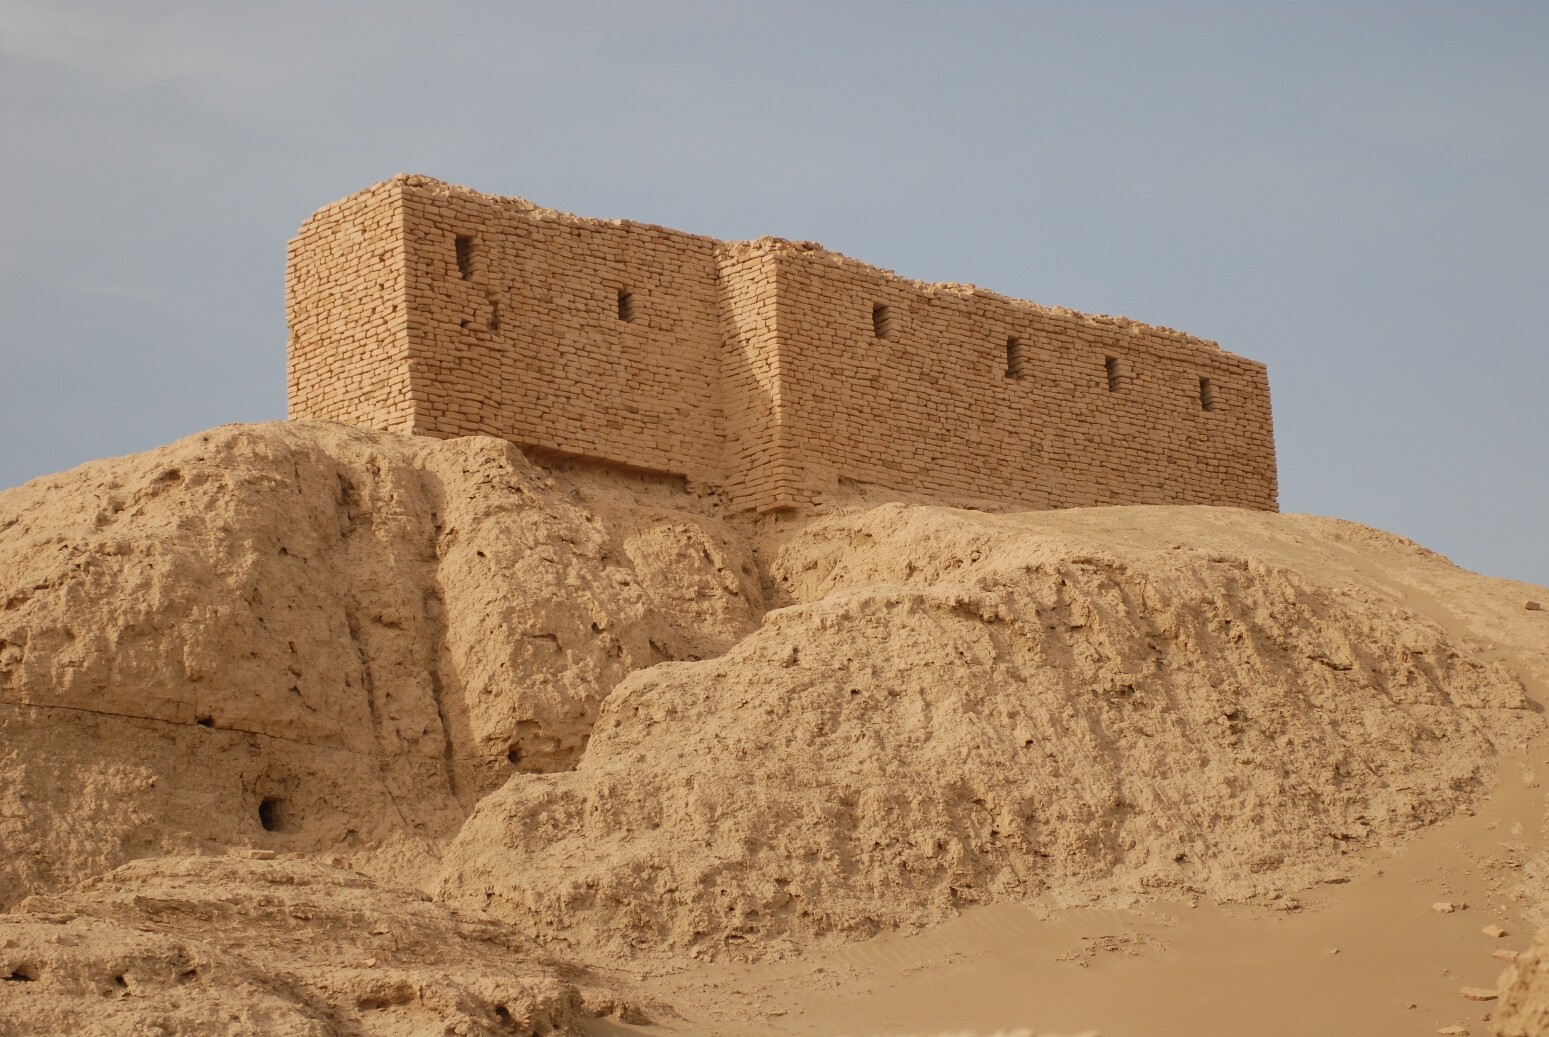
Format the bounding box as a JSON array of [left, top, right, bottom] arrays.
[[2, 1, 1545, 586]]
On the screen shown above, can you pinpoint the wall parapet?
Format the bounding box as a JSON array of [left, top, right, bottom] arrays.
[[286, 176, 1278, 513]]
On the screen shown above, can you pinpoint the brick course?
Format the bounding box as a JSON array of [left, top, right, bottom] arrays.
[[286, 176, 1278, 513]]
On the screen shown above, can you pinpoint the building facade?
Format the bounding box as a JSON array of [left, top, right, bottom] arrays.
[[286, 176, 1278, 513]]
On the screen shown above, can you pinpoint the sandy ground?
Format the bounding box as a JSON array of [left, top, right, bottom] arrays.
[[590, 729, 1546, 1037]]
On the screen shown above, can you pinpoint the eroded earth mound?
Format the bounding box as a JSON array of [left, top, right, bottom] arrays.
[[3, 421, 1547, 1032], [435, 504, 1540, 960], [0, 421, 760, 901]]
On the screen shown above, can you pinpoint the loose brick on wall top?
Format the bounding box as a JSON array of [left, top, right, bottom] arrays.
[[286, 175, 1278, 513]]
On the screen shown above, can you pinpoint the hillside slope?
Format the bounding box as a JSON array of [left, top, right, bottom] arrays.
[[0, 422, 761, 902], [2, 421, 1547, 1033], [437, 502, 1544, 960]]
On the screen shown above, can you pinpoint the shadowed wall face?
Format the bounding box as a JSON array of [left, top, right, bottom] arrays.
[[286, 177, 1278, 513]]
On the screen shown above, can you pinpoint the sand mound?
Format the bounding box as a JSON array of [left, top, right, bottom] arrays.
[[0, 853, 647, 1036], [436, 504, 1540, 961], [4, 421, 1544, 987], [0, 422, 760, 902]]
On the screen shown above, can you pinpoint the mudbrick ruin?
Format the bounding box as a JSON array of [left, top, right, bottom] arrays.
[[10, 177, 1549, 1037], [286, 175, 1278, 513]]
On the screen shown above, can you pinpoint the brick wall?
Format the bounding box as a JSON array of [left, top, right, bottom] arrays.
[[764, 242, 1277, 511], [285, 182, 414, 433], [286, 176, 1278, 513], [397, 179, 726, 482]]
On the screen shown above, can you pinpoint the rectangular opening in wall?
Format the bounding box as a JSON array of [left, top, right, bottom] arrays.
[[1199, 376, 1216, 411], [1005, 336, 1024, 380], [872, 303, 892, 340], [617, 289, 636, 322], [454, 235, 474, 280], [1105, 355, 1121, 392]]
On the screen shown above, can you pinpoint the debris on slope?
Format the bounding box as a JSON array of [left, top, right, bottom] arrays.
[[0, 854, 642, 1037]]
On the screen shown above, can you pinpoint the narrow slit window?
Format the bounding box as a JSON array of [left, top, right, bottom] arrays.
[[1005, 336, 1024, 380], [1105, 355, 1121, 392], [1199, 376, 1216, 411], [454, 236, 474, 280], [872, 303, 892, 340], [617, 289, 636, 322]]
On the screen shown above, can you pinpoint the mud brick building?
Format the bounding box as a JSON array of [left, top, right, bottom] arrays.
[[286, 176, 1278, 513]]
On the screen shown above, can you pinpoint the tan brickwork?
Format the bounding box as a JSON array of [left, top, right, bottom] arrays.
[[717, 245, 798, 510], [286, 182, 414, 433], [286, 176, 1279, 513], [765, 242, 1277, 511]]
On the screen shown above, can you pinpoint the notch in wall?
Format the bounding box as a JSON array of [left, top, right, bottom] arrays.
[[1105, 355, 1122, 392], [258, 797, 286, 833], [1005, 336, 1024, 380], [872, 303, 893, 340], [483, 283, 502, 333], [454, 235, 475, 281], [1199, 376, 1216, 411], [617, 289, 636, 322]]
